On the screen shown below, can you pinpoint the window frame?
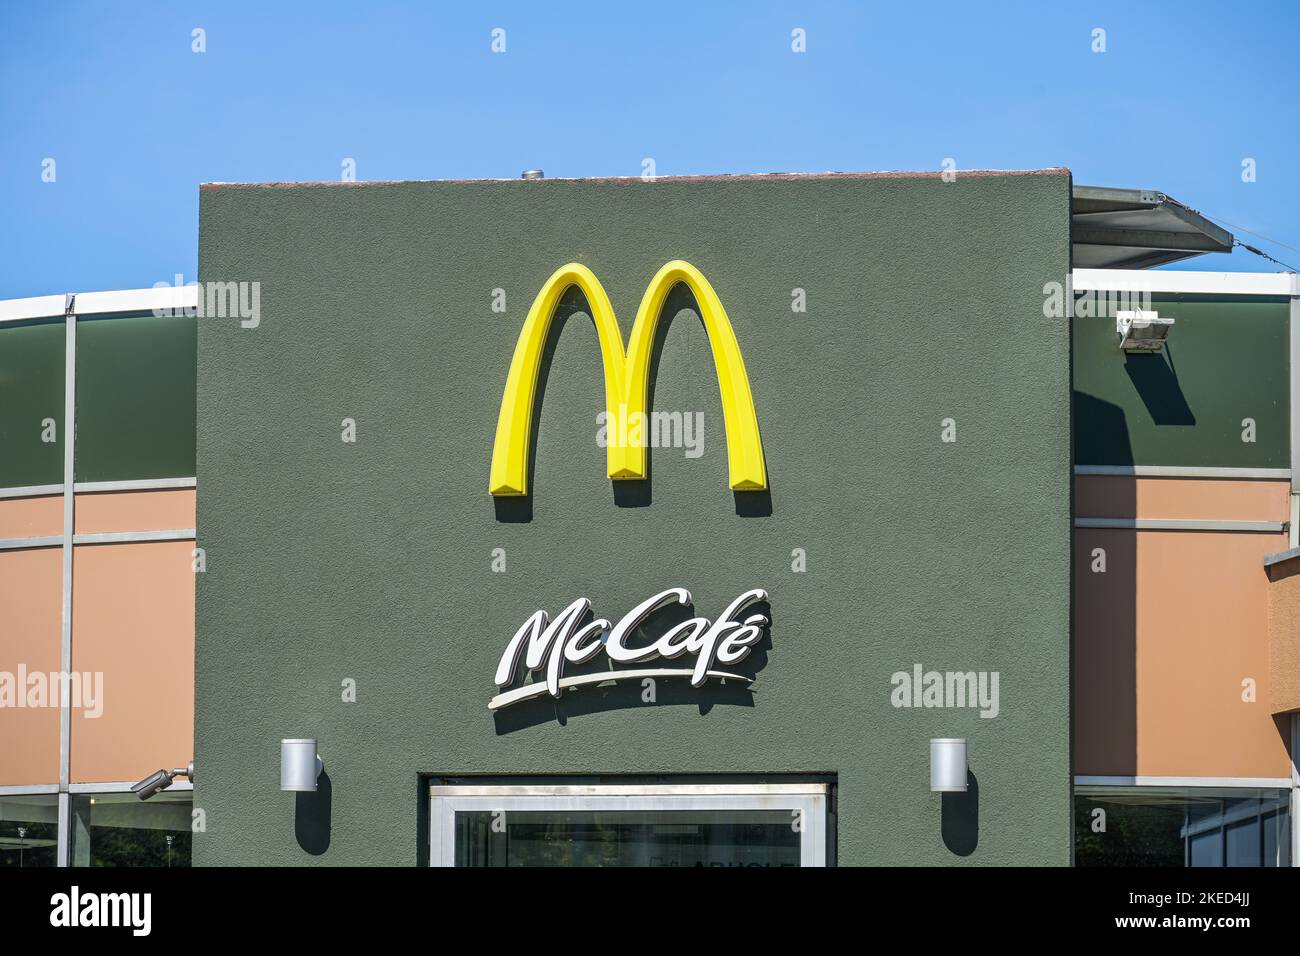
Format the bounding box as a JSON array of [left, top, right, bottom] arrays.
[[429, 782, 829, 867]]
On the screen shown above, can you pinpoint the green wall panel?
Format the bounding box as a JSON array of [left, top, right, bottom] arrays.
[[0, 319, 64, 488], [195, 172, 1073, 866], [75, 313, 197, 482], [1073, 295, 1290, 468]]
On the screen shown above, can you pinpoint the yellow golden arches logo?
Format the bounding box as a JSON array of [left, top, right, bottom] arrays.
[[489, 260, 767, 497]]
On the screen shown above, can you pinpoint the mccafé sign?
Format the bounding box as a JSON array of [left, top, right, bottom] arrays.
[[490, 588, 769, 711], [489, 260, 767, 496]]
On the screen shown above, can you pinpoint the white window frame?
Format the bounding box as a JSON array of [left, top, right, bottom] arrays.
[[1074, 779, 1294, 867], [429, 783, 829, 867]]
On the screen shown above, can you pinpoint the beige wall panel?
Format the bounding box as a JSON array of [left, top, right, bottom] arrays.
[[1266, 557, 1300, 716], [70, 541, 194, 784], [1134, 531, 1291, 778], [0, 495, 62, 539], [1074, 476, 1291, 522], [0, 549, 62, 786], [74, 489, 196, 535]]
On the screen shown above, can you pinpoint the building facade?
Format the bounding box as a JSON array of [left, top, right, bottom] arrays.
[[1071, 268, 1299, 866], [0, 287, 197, 866], [1, 169, 1296, 866]]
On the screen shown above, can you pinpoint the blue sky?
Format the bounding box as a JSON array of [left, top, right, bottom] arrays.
[[2, 1, 1297, 298]]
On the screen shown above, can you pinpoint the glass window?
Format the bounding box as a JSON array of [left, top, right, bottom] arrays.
[[0, 794, 59, 868], [432, 784, 829, 867], [75, 313, 196, 482], [454, 809, 799, 867], [1225, 818, 1261, 867], [1075, 787, 1290, 867], [0, 319, 64, 487], [70, 791, 191, 867], [1189, 829, 1222, 867], [1262, 810, 1290, 867]]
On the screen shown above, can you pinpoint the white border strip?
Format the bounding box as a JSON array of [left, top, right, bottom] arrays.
[[0, 477, 196, 499], [1075, 775, 1294, 789], [1075, 517, 1286, 533], [1072, 269, 1298, 296], [0, 483, 64, 500], [1, 530, 196, 548], [1291, 716, 1299, 868], [1292, 494, 1300, 551], [58, 304, 75, 807], [0, 784, 60, 796], [55, 792, 69, 865], [0, 294, 64, 324], [1074, 465, 1291, 480], [0, 535, 63, 551], [72, 529, 195, 545], [0, 286, 198, 324], [428, 783, 829, 797], [67, 781, 193, 794], [1290, 295, 1299, 496], [73, 477, 196, 493]]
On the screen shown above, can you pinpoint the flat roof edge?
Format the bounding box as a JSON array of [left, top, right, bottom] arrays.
[[201, 167, 1071, 189]]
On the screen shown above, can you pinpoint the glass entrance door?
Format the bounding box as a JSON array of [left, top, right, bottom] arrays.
[[430, 784, 829, 867]]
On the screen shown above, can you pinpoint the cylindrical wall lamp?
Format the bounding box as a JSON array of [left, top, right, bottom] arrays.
[[930, 738, 968, 792], [280, 738, 323, 792]]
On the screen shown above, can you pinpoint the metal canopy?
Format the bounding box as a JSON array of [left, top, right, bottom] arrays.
[[1072, 185, 1234, 270]]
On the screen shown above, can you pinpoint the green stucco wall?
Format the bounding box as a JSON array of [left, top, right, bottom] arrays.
[[194, 171, 1073, 866], [1074, 294, 1290, 468]]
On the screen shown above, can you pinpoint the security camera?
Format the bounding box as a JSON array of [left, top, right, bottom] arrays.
[[131, 769, 175, 800], [131, 762, 194, 801]]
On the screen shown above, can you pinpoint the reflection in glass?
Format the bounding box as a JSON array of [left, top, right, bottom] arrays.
[[0, 795, 59, 868], [1075, 788, 1290, 867], [70, 792, 192, 867], [455, 809, 799, 867]]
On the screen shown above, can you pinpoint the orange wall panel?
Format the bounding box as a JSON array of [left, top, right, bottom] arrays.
[[1075, 523, 1292, 779], [0, 495, 62, 539], [0, 549, 63, 786], [1074, 476, 1290, 522], [69, 541, 195, 784], [1134, 531, 1290, 777], [74, 489, 196, 535]]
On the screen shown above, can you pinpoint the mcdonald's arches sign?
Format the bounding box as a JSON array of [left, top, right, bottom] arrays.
[[489, 260, 766, 497]]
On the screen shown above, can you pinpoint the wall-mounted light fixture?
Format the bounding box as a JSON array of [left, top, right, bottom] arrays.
[[280, 739, 324, 792], [1117, 309, 1173, 352], [930, 738, 968, 792]]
